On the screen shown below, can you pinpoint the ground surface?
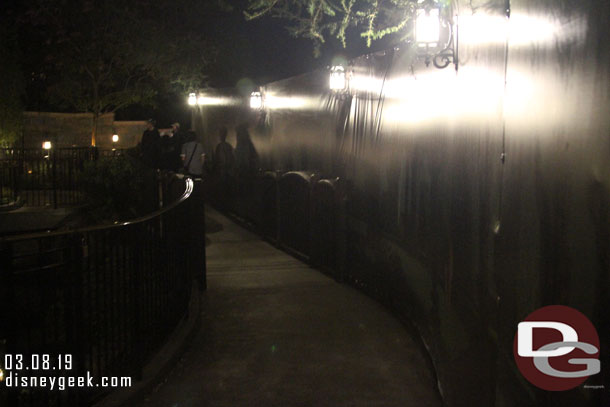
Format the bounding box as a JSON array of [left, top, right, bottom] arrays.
[[0, 206, 77, 235], [135, 206, 442, 407]]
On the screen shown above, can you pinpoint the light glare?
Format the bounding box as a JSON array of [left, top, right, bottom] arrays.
[[416, 8, 440, 44], [112, 134, 119, 143], [42, 141, 52, 150], [188, 93, 197, 106], [250, 92, 263, 109], [330, 66, 346, 90], [265, 95, 310, 110]]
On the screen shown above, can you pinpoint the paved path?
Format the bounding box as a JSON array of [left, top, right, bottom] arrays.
[[135, 207, 442, 407]]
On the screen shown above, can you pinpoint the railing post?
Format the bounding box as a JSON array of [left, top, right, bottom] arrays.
[[308, 173, 319, 262], [132, 224, 144, 380], [0, 243, 17, 406], [65, 233, 86, 406], [52, 144, 58, 209], [191, 178, 207, 291], [274, 171, 281, 246], [336, 179, 348, 283]]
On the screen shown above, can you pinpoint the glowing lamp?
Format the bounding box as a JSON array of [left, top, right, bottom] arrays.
[[414, 1, 457, 70], [197, 94, 206, 106], [42, 141, 52, 150], [188, 93, 197, 106], [112, 134, 119, 143], [416, 7, 440, 46], [330, 66, 346, 91], [250, 92, 262, 109]]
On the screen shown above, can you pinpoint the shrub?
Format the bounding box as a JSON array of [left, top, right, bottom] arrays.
[[79, 154, 156, 222]]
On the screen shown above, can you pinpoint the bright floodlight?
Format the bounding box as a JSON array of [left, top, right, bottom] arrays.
[[188, 92, 197, 106], [112, 134, 119, 143], [42, 141, 52, 150], [250, 92, 262, 109], [416, 8, 440, 45], [197, 94, 206, 106], [330, 66, 346, 91]]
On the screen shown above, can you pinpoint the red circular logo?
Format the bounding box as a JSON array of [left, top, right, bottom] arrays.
[[513, 305, 600, 391]]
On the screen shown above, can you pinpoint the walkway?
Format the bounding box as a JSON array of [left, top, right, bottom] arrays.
[[135, 207, 442, 407]]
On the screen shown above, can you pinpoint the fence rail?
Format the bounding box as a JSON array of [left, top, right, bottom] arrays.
[[216, 170, 347, 280], [0, 147, 125, 208], [0, 174, 205, 407]]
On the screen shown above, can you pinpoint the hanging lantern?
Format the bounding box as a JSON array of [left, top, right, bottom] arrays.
[[415, 7, 441, 46], [188, 92, 197, 106], [329, 65, 346, 91], [250, 92, 263, 109]]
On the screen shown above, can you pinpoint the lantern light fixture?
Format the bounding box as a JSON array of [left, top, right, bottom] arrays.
[[416, 8, 440, 46], [188, 92, 197, 106], [415, 0, 457, 70], [250, 91, 263, 109], [329, 65, 347, 91], [112, 134, 119, 143], [42, 141, 52, 150]]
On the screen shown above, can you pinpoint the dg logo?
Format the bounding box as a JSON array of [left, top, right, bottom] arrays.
[[513, 305, 601, 391]]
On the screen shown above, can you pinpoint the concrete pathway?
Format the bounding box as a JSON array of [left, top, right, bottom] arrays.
[[135, 207, 442, 407]]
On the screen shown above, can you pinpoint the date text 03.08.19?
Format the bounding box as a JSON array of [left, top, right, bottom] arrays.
[[3, 354, 73, 371]]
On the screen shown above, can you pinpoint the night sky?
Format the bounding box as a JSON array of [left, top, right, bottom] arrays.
[[1, 0, 391, 128]]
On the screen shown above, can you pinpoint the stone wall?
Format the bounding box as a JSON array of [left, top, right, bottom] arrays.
[[111, 120, 148, 149], [23, 112, 146, 149]]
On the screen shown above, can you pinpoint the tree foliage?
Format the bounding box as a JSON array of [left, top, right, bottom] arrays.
[[0, 24, 24, 146], [245, 0, 420, 55], [79, 153, 154, 221], [15, 0, 217, 144]]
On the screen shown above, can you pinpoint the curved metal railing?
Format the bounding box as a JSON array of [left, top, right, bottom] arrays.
[[0, 175, 204, 407]]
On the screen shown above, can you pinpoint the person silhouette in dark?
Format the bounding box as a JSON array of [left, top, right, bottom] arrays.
[[234, 123, 258, 177], [214, 126, 234, 178], [214, 126, 235, 205], [181, 130, 206, 177], [140, 119, 160, 168]]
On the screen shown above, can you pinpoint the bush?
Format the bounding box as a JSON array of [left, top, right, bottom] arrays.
[[79, 154, 156, 222]]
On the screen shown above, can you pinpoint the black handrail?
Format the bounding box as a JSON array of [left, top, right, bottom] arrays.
[[0, 177, 194, 242], [0, 147, 126, 208], [0, 175, 204, 407]]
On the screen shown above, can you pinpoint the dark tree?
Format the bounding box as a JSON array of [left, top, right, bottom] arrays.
[[15, 0, 217, 145], [244, 0, 420, 55], [0, 23, 25, 146]]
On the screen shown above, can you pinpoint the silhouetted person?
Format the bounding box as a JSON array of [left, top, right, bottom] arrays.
[[214, 126, 234, 178], [181, 130, 205, 177], [159, 133, 174, 170], [213, 126, 235, 206], [171, 122, 186, 146], [141, 119, 160, 168], [234, 123, 258, 177]]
